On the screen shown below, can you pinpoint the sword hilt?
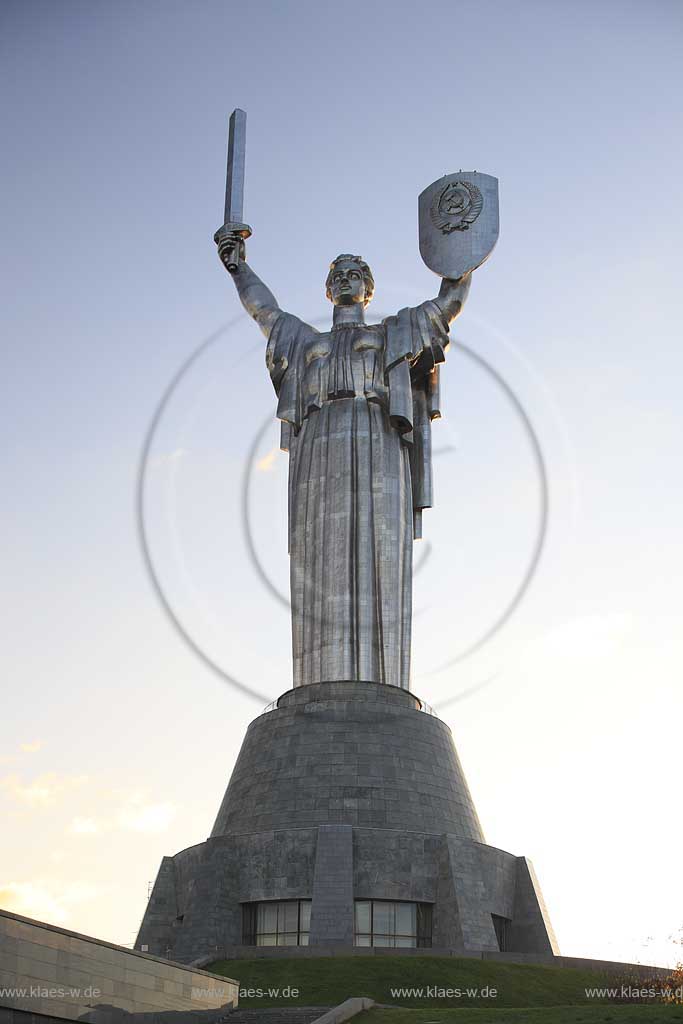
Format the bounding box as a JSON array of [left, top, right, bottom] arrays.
[[214, 222, 252, 274]]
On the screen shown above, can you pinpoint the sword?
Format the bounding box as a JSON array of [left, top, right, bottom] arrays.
[[214, 108, 252, 274]]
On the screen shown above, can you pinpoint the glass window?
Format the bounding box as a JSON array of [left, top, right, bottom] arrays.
[[257, 903, 278, 933], [395, 902, 416, 936], [373, 902, 393, 934], [353, 900, 432, 948], [354, 901, 371, 933], [243, 900, 312, 947], [280, 901, 299, 932], [492, 913, 510, 952], [417, 903, 433, 948]]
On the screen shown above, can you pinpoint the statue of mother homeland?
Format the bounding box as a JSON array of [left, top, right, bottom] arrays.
[[217, 232, 471, 690]]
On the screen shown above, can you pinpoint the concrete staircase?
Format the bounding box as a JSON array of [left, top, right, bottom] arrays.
[[222, 1009, 331, 1024]]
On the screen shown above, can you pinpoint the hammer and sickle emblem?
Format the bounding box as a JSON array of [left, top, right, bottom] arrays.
[[430, 180, 484, 234]]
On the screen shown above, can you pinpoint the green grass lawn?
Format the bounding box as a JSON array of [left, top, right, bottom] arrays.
[[208, 955, 676, 1011], [354, 1008, 683, 1023]]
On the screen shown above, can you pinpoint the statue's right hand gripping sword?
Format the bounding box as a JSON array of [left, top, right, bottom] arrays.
[[214, 108, 251, 274]]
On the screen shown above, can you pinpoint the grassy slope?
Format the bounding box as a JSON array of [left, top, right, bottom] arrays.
[[208, 955, 646, 1009], [355, 1008, 683, 1023]]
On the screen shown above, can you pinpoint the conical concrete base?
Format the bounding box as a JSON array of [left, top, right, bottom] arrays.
[[136, 682, 557, 962], [211, 681, 484, 840]]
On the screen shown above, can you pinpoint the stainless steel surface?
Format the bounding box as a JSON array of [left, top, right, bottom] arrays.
[[419, 171, 499, 279], [215, 108, 252, 273], [215, 135, 496, 689], [224, 107, 246, 223]]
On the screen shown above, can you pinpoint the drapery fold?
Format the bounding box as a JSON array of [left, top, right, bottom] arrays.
[[264, 304, 452, 687]]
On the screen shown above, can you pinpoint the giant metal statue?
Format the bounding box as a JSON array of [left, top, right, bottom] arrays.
[[214, 110, 498, 691]]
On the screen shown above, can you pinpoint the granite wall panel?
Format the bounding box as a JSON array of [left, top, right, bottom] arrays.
[[0, 911, 237, 1023], [135, 682, 557, 963]]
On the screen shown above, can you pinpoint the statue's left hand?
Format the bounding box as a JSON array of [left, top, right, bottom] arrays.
[[436, 271, 472, 322]]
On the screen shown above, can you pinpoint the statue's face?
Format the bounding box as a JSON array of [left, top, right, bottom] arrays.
[[328, 260, 365, 306]]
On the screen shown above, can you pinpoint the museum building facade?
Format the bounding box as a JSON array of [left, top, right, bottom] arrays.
[[135, 681, 558, 961]]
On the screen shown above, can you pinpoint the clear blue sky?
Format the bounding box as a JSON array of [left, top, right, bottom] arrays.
[[1, 0, 682, 965]]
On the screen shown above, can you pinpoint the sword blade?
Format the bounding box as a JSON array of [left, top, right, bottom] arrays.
[[224, 108, 246, 224]]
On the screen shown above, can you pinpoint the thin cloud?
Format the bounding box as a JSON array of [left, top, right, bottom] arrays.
[[70, 817, 99, 835], [256, 447, 279, 472], [117, 800, 176, 834], [0, 772, 88, 806], [0, 882, 68, 924], [523, 613, 633, 669], [0, 771, 177, 837], [67, 796, 177, 837], [0, 881, 101, 926]]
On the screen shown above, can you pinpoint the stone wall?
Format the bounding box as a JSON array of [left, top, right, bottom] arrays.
[[136, 681, 558, 963], [210, 682, 485, 840], [170, 830, 318, 962], [309, 826, 354, 946], [0, 910, 237, 1023], [508, 857, 559, 955], [137, 827, 558, 962]]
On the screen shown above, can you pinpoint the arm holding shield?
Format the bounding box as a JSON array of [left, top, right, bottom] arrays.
[[419, 172, 499, 321], [434, 272, 472, 323]]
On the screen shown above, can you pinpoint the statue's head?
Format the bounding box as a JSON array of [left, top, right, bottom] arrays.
[[325, 254, 375, 307]]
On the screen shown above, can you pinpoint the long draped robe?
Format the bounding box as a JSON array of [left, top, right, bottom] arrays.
[[265, 302, 451, 689]]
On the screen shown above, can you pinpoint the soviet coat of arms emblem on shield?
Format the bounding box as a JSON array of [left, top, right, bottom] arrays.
[[419, 171, 499, 279], [431, 180, 484, 234]]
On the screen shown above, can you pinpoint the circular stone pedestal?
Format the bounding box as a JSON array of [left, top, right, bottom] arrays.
[[210, 680, 485, 841], [135, 681, 558, 962]]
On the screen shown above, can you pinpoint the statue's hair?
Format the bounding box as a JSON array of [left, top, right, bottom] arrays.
[[325, 254, 375, 306]]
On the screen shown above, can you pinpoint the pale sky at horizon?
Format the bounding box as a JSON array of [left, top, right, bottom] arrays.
[[1, 0, 682, 967]]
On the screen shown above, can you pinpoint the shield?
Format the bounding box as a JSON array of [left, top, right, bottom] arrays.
[[419, 172, 499, 279]]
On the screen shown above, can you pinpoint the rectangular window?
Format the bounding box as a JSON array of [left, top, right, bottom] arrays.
[[355, 901, 371, 934], [492, 913, 511, 952], [417, 903, 432, 948], [353, 900, 432, 948], [242, 900, 311, 946], [241, 902, 256, 945], [259, 903, 278, 934]]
